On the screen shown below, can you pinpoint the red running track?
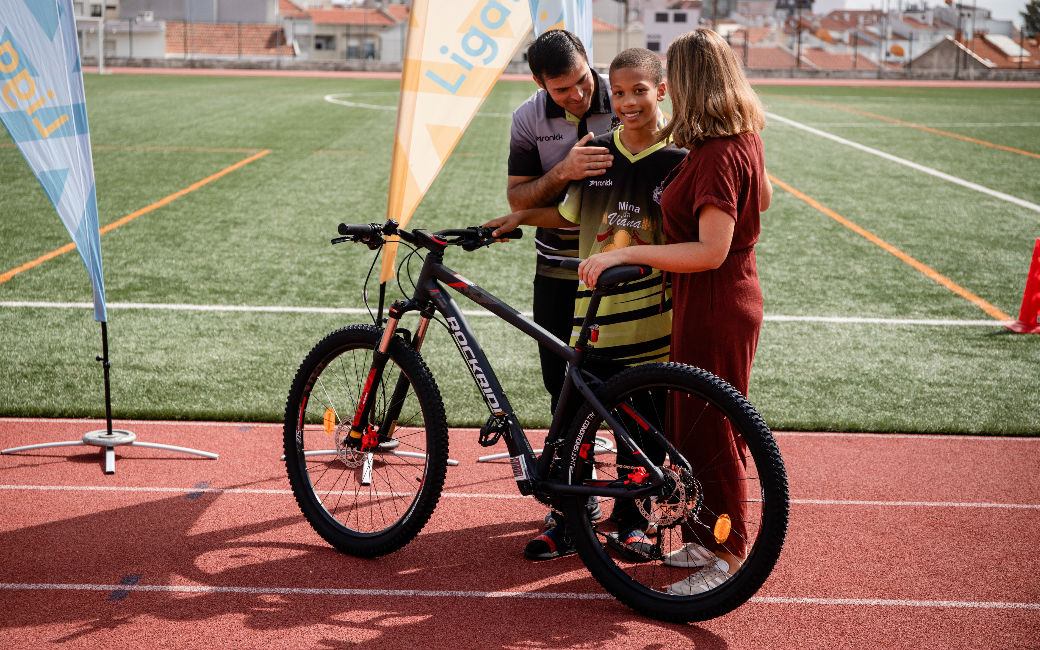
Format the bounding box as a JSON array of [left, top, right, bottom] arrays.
[[1, 418, 1038, 649]]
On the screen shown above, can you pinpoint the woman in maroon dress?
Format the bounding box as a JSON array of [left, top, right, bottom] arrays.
[[576, 28, 772, 595]]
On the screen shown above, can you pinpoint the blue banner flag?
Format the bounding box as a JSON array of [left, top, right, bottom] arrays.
[[1, 0, 106, 321], [529, 0, 594, 62]]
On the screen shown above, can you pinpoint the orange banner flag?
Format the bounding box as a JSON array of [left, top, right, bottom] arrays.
[[381, 0, 533, 283]]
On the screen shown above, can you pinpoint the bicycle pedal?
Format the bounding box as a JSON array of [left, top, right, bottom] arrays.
[[479, 414, 508, 447]]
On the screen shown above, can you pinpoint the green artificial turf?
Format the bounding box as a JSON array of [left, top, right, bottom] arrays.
[[1, 74, 1037, 434]]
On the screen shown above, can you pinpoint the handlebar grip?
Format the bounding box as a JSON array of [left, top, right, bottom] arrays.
[[558, 258, 580, 271], [338, 222, 380, 237], [497, 228, 523, 240]]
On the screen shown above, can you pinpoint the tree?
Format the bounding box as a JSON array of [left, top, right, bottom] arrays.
[[1022, 0, 1040, 38]]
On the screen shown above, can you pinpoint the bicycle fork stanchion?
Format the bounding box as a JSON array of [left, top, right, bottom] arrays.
[[2, 322, 218, 474]]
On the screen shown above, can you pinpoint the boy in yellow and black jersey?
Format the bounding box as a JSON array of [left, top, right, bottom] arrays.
[[558, 124, 684, 366], [487, 48, 685, 563]]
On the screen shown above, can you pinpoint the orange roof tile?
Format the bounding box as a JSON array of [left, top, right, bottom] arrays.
[[278, 0, 307, 20], [967, 34, 1040, 69], [738, 45, 798, 68], [383, 5, 410, 23], [801, 46, 880, 69], [165, 21, 293, 57], [307, 8, 396, 27]]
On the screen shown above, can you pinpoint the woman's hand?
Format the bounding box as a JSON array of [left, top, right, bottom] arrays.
[[578, 248, 629, 290]]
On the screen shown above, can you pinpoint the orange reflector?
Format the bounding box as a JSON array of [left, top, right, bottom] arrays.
[[323, 408, 336, 435], [714, 513, 732, 544]]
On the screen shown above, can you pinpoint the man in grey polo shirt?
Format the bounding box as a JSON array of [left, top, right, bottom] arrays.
[[507, 30, 615, 412], [506, 29, 616, 560]]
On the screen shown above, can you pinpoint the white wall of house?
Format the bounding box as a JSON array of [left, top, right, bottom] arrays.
[[643, 9, 699, 55]]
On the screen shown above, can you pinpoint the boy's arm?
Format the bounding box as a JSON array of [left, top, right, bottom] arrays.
[[485, 206, 570, 238]]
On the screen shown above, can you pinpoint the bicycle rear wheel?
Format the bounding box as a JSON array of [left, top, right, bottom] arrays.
[[560, 362, 788, 622], [283, 325, 448, 557]]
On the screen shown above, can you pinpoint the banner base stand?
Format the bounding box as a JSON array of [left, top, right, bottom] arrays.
[[3, 429, 219, 475], [2, 322, 218, 474]]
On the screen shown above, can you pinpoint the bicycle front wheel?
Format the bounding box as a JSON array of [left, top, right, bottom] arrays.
[[560, 362, 788, 622], [283, 325, 448, 557]]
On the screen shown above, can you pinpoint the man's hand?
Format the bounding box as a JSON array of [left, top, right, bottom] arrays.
[[555, 132, 613, 182]]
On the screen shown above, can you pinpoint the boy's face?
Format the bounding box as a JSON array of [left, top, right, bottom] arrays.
[[536, 55, 595, 117], [609, 66, 666, 133]]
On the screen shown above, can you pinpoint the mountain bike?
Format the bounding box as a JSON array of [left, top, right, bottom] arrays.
[[283, 219, 788, 622]]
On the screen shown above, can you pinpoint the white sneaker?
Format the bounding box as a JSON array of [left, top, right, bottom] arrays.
[[661, 542, 716, 568], [666, 565, 731, 595]]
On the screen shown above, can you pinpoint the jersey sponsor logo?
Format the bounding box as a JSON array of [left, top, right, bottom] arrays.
[[588, 178, 613, 187], [605, 214, 645, 230], [536, 133, 564, 142]]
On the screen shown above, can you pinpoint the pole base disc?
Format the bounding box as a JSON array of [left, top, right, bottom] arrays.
[[82, 429, 136, 447]]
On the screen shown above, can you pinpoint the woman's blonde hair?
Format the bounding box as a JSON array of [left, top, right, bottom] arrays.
[[660, 28, 765, 148]]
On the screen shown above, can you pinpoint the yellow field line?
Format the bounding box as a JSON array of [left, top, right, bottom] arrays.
[[768, 173, 1013, 322], [828, 103, 1040, 160], [0, 149, 270, 285], [762, 93, 1040, 160], [92, 145, 265, 153]]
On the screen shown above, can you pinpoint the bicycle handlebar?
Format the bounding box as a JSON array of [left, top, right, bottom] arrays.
[[336, 219, 522, 252]]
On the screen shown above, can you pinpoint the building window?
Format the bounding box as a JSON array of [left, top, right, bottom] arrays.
[[655, 12, 669, 22], [315, 35, 335, 51], [674, 12, 688, 23], [90, 4, 102, 17], [647, 41, 661, 51]]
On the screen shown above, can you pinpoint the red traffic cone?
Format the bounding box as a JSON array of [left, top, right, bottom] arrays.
[[1007, 238, 1040, 334]]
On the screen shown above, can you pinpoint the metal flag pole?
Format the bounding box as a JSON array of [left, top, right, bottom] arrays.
[[3, 322, 218, 475]]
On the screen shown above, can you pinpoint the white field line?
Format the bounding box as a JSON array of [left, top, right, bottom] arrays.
[[0, 301, 1011, 327], [0, 581, 1037, 610], [767, 111, 1040, 216], [0, 484, 1036, 509], [808, 122, 1040, 128], [323, 93, 512, 118]]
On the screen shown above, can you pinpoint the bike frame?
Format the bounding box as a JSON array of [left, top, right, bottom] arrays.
[[349, 229, 687, 501]]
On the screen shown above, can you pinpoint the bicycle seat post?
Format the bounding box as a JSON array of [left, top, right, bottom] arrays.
[[572, 290, 606, 352]]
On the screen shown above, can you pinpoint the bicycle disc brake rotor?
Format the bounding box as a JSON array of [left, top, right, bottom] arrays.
[[637, 466, 703, 528], [335, 424, 367, 468]]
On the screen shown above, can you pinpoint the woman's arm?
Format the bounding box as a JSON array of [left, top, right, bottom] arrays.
[[761, 171, 772, 211], [578, 205, 735, 289]]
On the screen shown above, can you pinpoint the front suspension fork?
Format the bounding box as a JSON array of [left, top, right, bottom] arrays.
[[348, 302, 434, 447]]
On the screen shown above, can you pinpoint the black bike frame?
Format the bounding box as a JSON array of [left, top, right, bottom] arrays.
[[351, 230, 682, 500]]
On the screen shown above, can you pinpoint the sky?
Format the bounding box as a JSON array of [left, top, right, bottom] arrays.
[[816, 0, 1029, 23]]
